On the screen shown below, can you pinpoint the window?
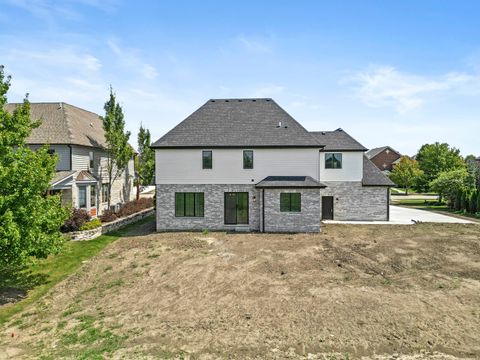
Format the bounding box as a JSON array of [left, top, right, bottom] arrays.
[[243, 150, 253, 169], [78, 186, 87, 208], [202, 150, 212, 169], [102, 184, 109, 203], [325, 153, 342, 169], [280, 193, 301, 212], [90, 185, 96, 207], [175, 192, 204, 217], [89, 151, 94, 169]]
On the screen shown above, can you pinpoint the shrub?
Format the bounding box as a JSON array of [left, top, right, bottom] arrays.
[[79, 218, 102, 231], [116, 198, 153, 218], [99, 209, 118, 223], [61, 209, 91, 232]]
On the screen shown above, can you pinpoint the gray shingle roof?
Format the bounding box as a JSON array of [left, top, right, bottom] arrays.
[[256, 176, 326, 188], [366, 146, 401, 159], [151, 98, 322, 148], [309, 129, 367, 151], [362, 156, 395, 186], [4, 102, 106, 148], [51, 170, 76, 185]]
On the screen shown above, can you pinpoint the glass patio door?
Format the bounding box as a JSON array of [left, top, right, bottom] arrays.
[[224, 192, 249, 225]]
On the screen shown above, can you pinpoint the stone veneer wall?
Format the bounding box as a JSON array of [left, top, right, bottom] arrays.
[[262, 188, 321, 232], [320, 182, 389, 221], [156, 184, 260, 231]]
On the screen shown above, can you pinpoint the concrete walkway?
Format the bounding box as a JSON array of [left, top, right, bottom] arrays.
[[323, 205, 475, 225]]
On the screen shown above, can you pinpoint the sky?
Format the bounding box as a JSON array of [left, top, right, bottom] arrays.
[[1, 0, 479, 155]]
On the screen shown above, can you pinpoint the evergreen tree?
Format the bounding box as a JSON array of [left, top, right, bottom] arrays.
[[137, 124, 155, 186], [0, 66, 67, 267], [101, 87, 134, 208]]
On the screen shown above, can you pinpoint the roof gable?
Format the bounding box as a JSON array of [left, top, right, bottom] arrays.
[[309, 129, 367, 151], [4, 102, 106, 148], [366, 146, 401, 159], [362, 156, 395, 186], [152, 98, 322, 148]]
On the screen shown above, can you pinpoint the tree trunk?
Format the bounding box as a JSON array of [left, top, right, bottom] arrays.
[[405, 186, 408, 195]]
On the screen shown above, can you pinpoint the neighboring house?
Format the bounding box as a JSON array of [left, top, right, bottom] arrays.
[[152, 98, 393, 232], [366, 146, 402, 173], [5, 102, 135, 216]]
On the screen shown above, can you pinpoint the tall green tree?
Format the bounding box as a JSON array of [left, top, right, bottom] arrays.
[[429, 168, 468, 205], [101, 87, 134, 208], [0, 66, 67, 267], [137, 124, 155, 186], [415, 142, 465, 192], [465, 154, 480, 189], [389, 156, 423, 195]]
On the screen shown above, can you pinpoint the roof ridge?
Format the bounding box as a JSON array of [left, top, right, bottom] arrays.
[[60, 103, 75, 143]]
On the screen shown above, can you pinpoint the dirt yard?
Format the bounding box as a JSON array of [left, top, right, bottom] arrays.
[[1, 221, 480, 359]]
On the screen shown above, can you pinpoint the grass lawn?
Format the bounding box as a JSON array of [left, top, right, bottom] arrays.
[[0, 215, 154, 325]]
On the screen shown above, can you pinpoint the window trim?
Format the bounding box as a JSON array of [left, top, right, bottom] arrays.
[[175, 192, 204, 217], [89, 151, 94, 169], [101, 183, 109, 203], [325, 152, 343, 169], [78, 186, 87, 209], [280, 192, 301, 212], [243, 150, 254, 169], [202, 150, 212, 169], [90, 185, 96, 207]]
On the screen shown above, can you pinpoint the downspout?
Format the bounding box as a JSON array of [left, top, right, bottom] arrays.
[[262, 189, 265, 233], [387, 187, 390, 221]]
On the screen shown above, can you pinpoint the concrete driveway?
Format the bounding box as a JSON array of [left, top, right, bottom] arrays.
[[324, 205, 475, 225]]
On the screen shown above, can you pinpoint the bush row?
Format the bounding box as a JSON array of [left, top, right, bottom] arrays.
[[61, 198, 154, 232], [453, 188, 480, 215]]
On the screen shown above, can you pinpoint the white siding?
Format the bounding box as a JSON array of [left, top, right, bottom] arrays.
[[319, 151, 363, 182], [155, 148, 321, 184], [71, 145, 90, 171], [29, 144, 71, 171]]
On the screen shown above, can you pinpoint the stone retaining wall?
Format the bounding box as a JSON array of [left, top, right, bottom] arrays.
[[70, 207, 154, 241]]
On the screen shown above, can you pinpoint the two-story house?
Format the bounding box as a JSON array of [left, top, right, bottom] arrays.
[[152, 98, 393, 232], [5, 102, 135, 216]]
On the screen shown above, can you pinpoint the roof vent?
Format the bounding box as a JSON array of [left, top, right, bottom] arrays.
[[210, 100, 215, 102], [225, 99, 229, 102], [321, 131, 326, 135], [252, 99, 256, 102], [90, 122, 94, 127], [337, 128, 343, 132], [238, 99, 242, 102], [265, 99, 271, 101], [284, 125, 288, 129], [276, 121, 282, 128]]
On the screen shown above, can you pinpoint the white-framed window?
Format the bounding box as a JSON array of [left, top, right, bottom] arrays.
[[89, 151, 94, 169]]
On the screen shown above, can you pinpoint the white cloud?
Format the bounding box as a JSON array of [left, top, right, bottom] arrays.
[[237, 35, 273, 54], [251, 85, 285, 97], [107, 39, 158, 80], [349, 65, 479, 113], [3, 0, 118, 22]]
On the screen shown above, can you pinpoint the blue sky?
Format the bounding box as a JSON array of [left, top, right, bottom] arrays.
[[1, 0, 479, 155]]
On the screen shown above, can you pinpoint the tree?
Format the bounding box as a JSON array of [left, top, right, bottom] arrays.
[[101, 88, 134, 209], [429, 168, 468, 205], [389, 156, 423, 195], [465, 154, 480, 190], [0, 66, 67, 267], [415, 142, 465, 192], [137, 124, 155, 186]]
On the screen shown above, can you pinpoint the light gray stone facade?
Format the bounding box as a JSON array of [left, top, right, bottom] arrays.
[[156, 184, 260, 231], [320, 181, 389, 221], [261, 188, 321, 232], [156, 182, 389, 232]]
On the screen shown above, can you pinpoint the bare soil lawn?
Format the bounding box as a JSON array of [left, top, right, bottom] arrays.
[[1, 221, 480, 359]]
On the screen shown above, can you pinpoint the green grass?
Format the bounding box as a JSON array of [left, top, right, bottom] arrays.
[[0, 215, 153, 325]]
